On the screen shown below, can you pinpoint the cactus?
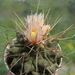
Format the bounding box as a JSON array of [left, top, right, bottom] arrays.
[[4, 13, 63, 75]]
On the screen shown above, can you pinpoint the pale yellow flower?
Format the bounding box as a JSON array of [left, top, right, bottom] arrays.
[[67, 43, 74, 50], [25, 13, 50, 44], [69, 73, 75, 75]]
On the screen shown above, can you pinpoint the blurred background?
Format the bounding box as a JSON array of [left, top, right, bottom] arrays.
[[0, 0, 75, 75]]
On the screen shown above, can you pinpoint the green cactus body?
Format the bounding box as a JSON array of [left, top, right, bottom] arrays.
[[4, 32, 63, 75]]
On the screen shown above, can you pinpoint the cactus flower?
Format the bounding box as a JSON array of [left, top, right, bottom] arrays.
[[25, 13, 50, 44]]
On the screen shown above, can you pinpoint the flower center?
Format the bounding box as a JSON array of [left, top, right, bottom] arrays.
[[31, 28, 37, 37], [31, 31, 36, 37]]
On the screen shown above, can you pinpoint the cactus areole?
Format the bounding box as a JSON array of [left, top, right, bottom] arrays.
[[4, 13, 63, 75]]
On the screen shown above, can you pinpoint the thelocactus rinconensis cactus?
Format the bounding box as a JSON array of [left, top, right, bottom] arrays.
[[4, 13, 63, 75]]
